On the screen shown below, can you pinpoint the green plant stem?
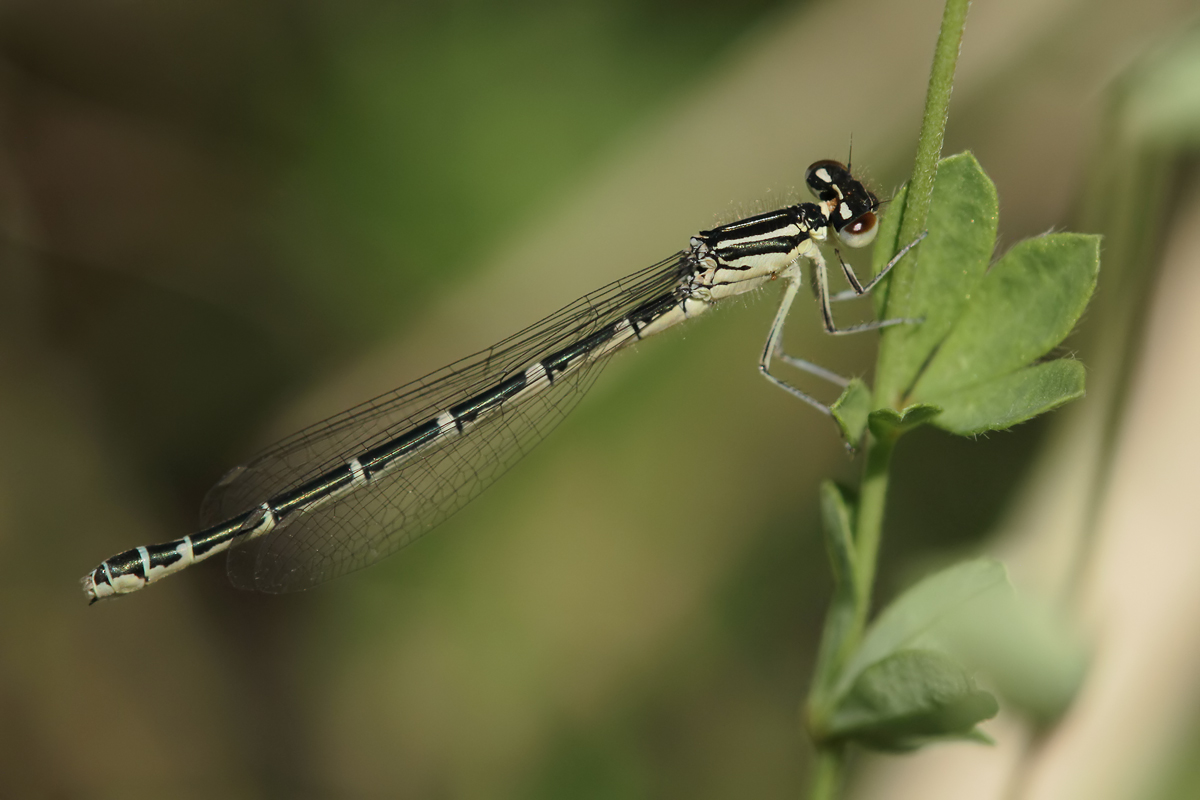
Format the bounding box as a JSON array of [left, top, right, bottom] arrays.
[[875, 0, 971, 407], [804, 3, 969, 797], [851, 0, 969, 638], [849, 432, 896, 637], [808, 745, 845, 800], [841, 0, 970, 670]]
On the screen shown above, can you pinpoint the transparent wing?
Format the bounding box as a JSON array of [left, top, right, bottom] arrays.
[[199, 252, 689, 593], [225, 352, 610, 592]]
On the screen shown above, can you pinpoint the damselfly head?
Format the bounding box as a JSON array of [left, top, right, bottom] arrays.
[[805, 159, 880, 249]]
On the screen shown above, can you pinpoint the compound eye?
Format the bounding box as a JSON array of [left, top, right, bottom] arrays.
[[838, 211, 878, 248], [805, 160, 848, 196]]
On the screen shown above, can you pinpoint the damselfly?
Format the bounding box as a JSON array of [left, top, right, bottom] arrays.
[[82, 160, 920, 602]]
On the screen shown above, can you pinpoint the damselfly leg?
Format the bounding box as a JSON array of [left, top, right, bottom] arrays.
[[759, 234, 924, 414]]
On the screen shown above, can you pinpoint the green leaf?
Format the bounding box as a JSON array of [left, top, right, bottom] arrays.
[[823, 649, 998, 751], [866, 153, 1099, 436], [867, 404, 942, 440], [872, 153, 999, 406], [823, 557, 1086, 729], [830, 379, 872, 443], [834, 558, 1007, 700], [912, 233, 1101, 402], [811, 482, 860, 702], [815, 560, 1013, 749], [930, 584, 1089, 725], [929, 359, 1086, 435], [819, 481, 857, 591]]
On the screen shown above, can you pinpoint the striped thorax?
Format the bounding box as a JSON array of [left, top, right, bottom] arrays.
[[689, 202, 829, 299]]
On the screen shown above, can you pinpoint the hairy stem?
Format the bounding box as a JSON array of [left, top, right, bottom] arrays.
[[852, 0, 969, 637], [805, 1, 971, 797], [875, 0, 971, 407]]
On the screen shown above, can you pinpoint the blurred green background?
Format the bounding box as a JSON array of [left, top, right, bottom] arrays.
[[3, 0, 1200, 798]]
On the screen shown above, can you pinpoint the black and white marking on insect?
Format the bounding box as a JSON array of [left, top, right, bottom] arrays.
[[82, 160, 922, 603]]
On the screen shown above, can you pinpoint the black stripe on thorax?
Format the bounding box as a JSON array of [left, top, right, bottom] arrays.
[[713, 237, 803, 262], [703, 208, 795, 239]]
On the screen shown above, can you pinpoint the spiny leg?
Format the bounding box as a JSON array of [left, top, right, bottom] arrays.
[[828, 232, 928, 302], [757, 234, 927, 411], [758, 263, 846, 414], [813, 246, 918, 335], [775, 354, 850, 387]]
